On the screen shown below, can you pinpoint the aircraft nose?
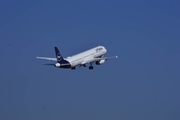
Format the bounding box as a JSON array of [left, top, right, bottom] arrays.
[[104, 47, 107, 53]]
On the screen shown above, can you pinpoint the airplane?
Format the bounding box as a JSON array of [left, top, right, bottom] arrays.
[[36, 45, 118, 70]]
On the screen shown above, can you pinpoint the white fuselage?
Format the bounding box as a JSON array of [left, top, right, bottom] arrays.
[[64, 46, 107, 67]]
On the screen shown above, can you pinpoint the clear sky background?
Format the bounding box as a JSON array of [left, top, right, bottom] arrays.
[[0, 0, 180, 120]]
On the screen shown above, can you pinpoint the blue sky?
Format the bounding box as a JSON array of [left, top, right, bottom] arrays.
[[0, 0, 180, 120]]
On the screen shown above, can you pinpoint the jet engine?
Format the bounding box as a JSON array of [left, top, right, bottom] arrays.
[[96, 60, 105, 65], [55, 63, 61, 67]]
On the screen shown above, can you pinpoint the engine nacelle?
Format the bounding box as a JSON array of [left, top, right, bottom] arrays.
[[55, 63, 61, 67], [96, 60, 105, 65]]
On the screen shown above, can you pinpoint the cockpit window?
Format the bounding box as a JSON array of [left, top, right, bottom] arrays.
[[96, 47, 103, 52]]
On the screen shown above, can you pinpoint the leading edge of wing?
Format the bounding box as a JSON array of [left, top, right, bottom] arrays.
[[82, 56, 118, 64], [94, 56, 118, 61]]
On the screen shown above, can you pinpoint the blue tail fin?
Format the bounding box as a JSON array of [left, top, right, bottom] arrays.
[[54, 46, 71, 68], [54, 46, 64, 63]]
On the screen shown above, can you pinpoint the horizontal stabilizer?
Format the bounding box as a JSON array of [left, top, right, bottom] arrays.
[[36, 56, 56, 61]]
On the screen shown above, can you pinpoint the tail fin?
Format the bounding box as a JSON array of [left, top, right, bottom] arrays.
[[54, 46, 64, 63]]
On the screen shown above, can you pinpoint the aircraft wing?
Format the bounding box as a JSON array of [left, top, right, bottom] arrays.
[[94, 56, 118, 61], [82, 56, 118, 64], [36, 56, 57, 61]]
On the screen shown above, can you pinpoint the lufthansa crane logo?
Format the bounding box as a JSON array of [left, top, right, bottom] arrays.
[[57, 53, 62, 59]]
